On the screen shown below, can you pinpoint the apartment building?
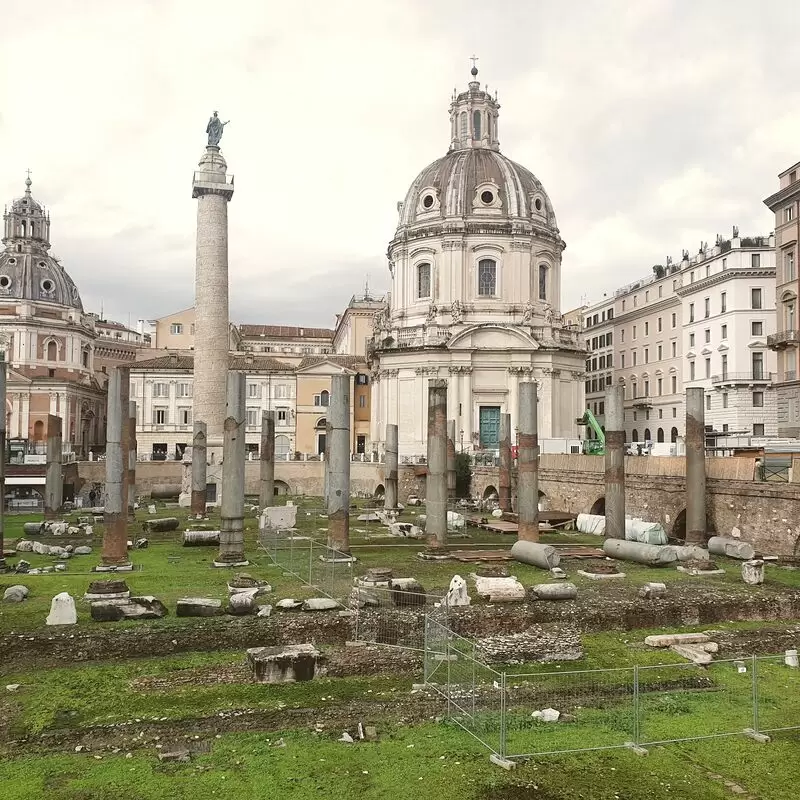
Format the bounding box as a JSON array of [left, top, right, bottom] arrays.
[[582, 297, 615, 430], [765, 162, 800, 436]]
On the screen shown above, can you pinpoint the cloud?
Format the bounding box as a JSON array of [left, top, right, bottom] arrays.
[[1, 0, 799, 326]]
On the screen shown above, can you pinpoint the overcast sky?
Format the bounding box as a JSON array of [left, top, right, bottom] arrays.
[[3, 0, 800, 328]]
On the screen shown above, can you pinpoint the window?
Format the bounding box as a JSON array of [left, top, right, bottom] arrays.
[[472, 110, 481, 139], [753, 423, 765, 436], [786, 301, 796, 332], [170, 323, 183, 335], [722, 324, 728, 339], [46, 340, 57, 361], [153, 382, 169, 398], [657, 345, 662, 360], [177, 382, 192, 398], [538, 264, 549, 301], [671, 313, 676, 328], [658, 285, 663, 298], [356, 373, 369, 385], [607, 354, 613, 367], [671, 341, 676, 357], [786, 251, 796, 282], [599, 401, 604, 415], [722, 393, 728, 408], [622, 299, 626, 311], [752, 253, 761, 268], [689, 361, 695, 380], [644, 321, 649, 335], [477, 259, 496, 296], [751, 321, 762, 336], [704, 329, 711, 344], [621, 353, 625, 368], [752, 352, 764, 379], [358, 395, 366, 408], [721, 354, 728, 377], [785, 206, 794, 223], [459, 111, 467, 138], [417, 263, 431, 299], [274, 384, 288, 399], [706, 395, 711, 411], [723, 424, 729, 433], [657, 317, 662, 332], [705, 358, 711, 378], [634, 296, 638, 307], [247, 383, 261, 399], [314, 389, 330, 407], [632, 382, 638, 399], [644, 348, 649, 364], [689, 303, 695, 322], [690, 271, 695, 283], [190, 324, 195, 335], [706, 265, 710, 277], [607, 332, 613, 345], [178, 408, 192, 425], [633, 325, 637, 339], [632, 351, 637, 366], [246, 407, 260, 427], [671, 375, 677, 393], [657, 378, 663, 396], [689, 333, 695, 347], [645, 290, 650, 302], [751, 288, 762, 309], [704, 298, 710, 318], [277, 408, 288, 423], [599, 356, 605, 369], [153, 408, 167, 425], [721, 292, 727, 313], [621, 330, 625, 343], [753, 391, 764, 408]]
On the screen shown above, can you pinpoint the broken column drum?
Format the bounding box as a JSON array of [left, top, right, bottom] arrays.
[[498, 412, 512, 512], [44, 414, 63, 519], [259, 410, 275, 510], [446, 419, 457, 503], [604, 385, 625, 540], [384, 423, 398, 510], [685, 387, 707, 545], [102, 366, 130, 567], [217, 371, 247, 566], [327, 373, 351, 555], [425, 378, 448, 549], [517, 381, 539, 542], [190, 421, 207, 516]]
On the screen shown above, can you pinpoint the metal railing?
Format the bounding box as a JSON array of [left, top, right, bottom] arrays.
[[424, 616, 800, 762], [710, 372, 773, 384], [767, 330, 800, 348]]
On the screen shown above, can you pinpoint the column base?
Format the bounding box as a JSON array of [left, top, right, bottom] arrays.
[[212, 559, 250, 568], [93, 563, 134, 573]]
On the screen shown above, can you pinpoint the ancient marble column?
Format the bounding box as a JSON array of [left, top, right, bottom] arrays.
[[499, 412, 512, 512], [685, 387, 707, 545], [127, 401, 137, 520], [446, 419, 457, 503], [101, 367, 131, 569], [191, 421, 207, 516], [425, 379, 448, 549], [192, 143, 234, 461], [327, 374, 351, 555], [44, 414, 63, 519], [517, 382, 539, 542], [384, 423, 398, 510], [216, 372, 247, 566], [605, 385, 626, 540], [259, 410, 275, 510]]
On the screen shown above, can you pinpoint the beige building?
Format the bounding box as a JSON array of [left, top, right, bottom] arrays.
[[93, 318, 150, 379], [765, 162, 800, 436], [334, 291, 384, 357], [0, 175, 106, 458], [139, 307, 241, 353], [295, 355, 371, 456], [238, 324, 334, 364]]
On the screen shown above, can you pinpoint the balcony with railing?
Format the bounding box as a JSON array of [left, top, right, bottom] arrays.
[[767, 330, 800, 349], [710, 372, 773, 386]]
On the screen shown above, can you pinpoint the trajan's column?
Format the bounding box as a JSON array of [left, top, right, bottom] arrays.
[[191, 111, 234, 500]]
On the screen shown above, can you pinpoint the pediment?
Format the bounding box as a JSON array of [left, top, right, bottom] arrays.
[[448, 324, 539, 351], [296, 361, 356, 376]]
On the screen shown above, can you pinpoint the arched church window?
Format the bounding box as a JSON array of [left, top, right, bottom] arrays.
[[632, 429, 639, 442], [478, 259, 496, 296], [459, 112, 467, 139], [320, 390, 329, 407], [47, 340, 57, 361], [472, 111, 481, 140], [538, 264, 549, 302], [417, 263, 431, 299], [20, 220, 26, 237], [487, 114, 492, 140], [30, 223, 36, 238]]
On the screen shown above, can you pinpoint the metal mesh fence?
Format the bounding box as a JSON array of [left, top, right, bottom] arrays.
[[424, 614, 800, 762]]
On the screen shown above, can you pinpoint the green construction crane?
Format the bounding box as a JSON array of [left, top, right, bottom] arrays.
[[576, 409, 605, 455]]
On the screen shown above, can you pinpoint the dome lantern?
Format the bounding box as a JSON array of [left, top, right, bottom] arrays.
[[2, 172, 52, 252], [449, 58, 500, 153]]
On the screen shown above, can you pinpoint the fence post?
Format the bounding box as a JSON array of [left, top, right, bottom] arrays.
[[752, 654, 759, 735], [500, 671, 507, 759], [471, 640, 476, 719], [633, 665, 640, 746], [308, 536, 314, 584], [446, 632, 452, 718]]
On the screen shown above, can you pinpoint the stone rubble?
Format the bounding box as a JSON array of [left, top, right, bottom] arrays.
[[45, 592, 77, 626], [3, 585, 29, 603]]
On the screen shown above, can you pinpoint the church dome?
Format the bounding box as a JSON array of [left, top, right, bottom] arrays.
[[399, 148, 558, 229], [1, 176, 84, 310], [396, 65, 559, 234]]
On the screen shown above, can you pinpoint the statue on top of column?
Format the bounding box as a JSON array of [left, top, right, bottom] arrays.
[[206, 111, 230, 146]]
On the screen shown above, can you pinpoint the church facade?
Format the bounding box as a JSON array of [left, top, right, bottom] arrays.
[[368, 67, 585, 457]]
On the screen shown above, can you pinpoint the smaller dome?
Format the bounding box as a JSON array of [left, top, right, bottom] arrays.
[[11, 177, 43, 213], [0, 251, 83, 310]]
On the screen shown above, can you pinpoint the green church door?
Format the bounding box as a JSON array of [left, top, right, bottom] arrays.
[[479, 406, 501, 449]]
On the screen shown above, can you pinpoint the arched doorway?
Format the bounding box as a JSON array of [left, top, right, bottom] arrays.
[[374, 483, 385, 498], [644, 428, 651, 441], [632, 429, 639, 442], [672, 508, 687, 542], [590, 496, 606, 515], [33, 419, 44, 441], [657, 428, 664, 443], [315, 418, 327, 455], [670, 427, 678, 443], [273, 479, 290, 496], [275, 435, 291, 460], [538, 489, 548, 512], [483, 485, 498, 500]]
